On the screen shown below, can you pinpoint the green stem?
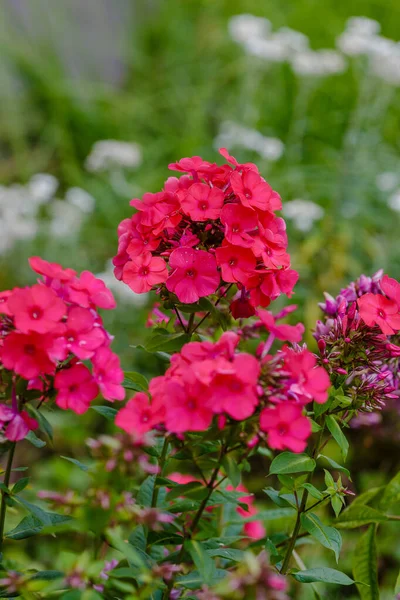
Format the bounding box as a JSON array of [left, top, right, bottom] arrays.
[[0, 443, 16, 554], [150, 437, 170, 509]]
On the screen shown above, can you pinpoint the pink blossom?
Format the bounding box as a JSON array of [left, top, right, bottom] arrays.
[[68, 271, 116, 310], [54, 364, 99, 414], [284, 347, 330, 404], [162, 377, 214, 433], [122, 253, 168, 294], [257, 309, 304, 343], [115, 392, 165, 436], [358, 293, 400, 335], [380, 274, 400, 308], [230, 169, 282, 212], [0, 404, 38, 442], [7, 285, 66, 334], [92, 347, 125, 401], [52, 306, 106, 360], [180, 183, 224, 221], [168, 156, 217, 175], [215, 243, 256, 284], [260, 402, 311, 452], [230, 296, 256, 319], [29, 256, 76, 282], [166, 248, 220, 304], [220, 204, 258, 248], [1, 331, 55, 379]]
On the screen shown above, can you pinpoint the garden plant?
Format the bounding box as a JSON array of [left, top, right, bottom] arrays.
[[0, 149, 399, 600]]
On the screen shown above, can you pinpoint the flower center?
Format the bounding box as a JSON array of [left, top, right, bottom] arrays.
[[378, 309, 386, 318], [139, 267, 149, 276], [277, 423, 288, 436], [24, 344, 36, 355], [187, 399, 196, 409], [69, 385, 78, 393], [186, 269, 196, 278], [229, 258, 237, 266], [244, 188, 252, 199], [200, 202, 208, 210], [232, 224, 240, 233], [30, 306, 43, 320]]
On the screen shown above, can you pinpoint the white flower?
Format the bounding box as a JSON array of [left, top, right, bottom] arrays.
[[65, 187, 96, 214], [244, 37, 289, 61], [228, 14, 271, 44], [273, 27, 309, 53], [85, 140, 142, 172], [376, 172, 399, 192], [388, 189, 400, 212], [291, 50, 346, 76], [49, 200, 85, 237], [214, 122, 284, 161], [346, 17, 381, 36], [28, 173, 58, 204], [282, 199, 324, 231], [96, 261, 149, 305]]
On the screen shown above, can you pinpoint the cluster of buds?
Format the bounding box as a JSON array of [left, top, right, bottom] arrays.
[[116, 324, 330, 453], [0, 257, 125, 441], [315, 272, 400, 412], [113, 149, 298, 315]]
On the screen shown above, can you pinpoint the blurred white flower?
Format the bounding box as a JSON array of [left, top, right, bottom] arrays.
[[215, 122, 284, 161], [388, 189, 400, 212], [65, 187, 96, 214], [28, 173, 58, 204], [228, 14, 271, 44], [49, 200, 85, 237], [291, 50, 346, 76], [96, 260, 149, 306], [85, 140, 142, 172], [345, 17, 381, 36], [282, 199, 324, 231], [376, 172, 399, 192], [273, 27, 309, 53], [244, 37, 289, 61]]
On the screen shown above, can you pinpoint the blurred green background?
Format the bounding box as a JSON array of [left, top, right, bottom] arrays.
[[0, 0, 400, 598]]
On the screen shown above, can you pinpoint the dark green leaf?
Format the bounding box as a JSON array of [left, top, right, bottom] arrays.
[[207, 548, 243, 562], [61, 456, 90, 472], [106, 530, 147, 569], [123, 371, 149, 391], [222, 454, 241, 488], [379, 471, 400, 510], [12, 477, 30, 494], [318, 455, 351, 479], [29, 570, 64, 581], [176, 569, 227, 590], [166, 481, 208, 502], [301, 513, 342, 562], [353, 525, 379, 600], [301, 483, 324, 500], [14, 496, 72, 527], [353, 487, 384, 507], [335, 504, 388, 529], [186, 540, 216, 586], [326, 415, 349, 461], [26, 406, 53, 441], [25, 430, 46, 448], [137, 475, 156, 507], [145, 332, 191, 353], [292, 567, 355, 585], [5, 515, 43, 539], [270, 452, 316, 475], [91, 405, 118, 421]]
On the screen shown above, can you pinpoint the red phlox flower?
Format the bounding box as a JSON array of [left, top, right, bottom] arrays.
[[218, 148, 258, 172], [220, 204, 258, 248], [358, 293, 400, 335], [179, 332, 240, 364], [161, 375, 214, 433], [257, 309, 304, 343], [7, 284, 66, 334], [92, 347, 125, 401], [168, 156, 217, 176], [230, 296, 256, 319], [260, 402, 311, 452], [1, 331, 55, 379], [0, 404, 39, 442], [122, 253, 168, 294], [283, 347, 330, 404], [179, 183, 224, 221], [68, 271, 116, 310], [131, 192, 182, 236], [54, 363, 99, 414], [380, 274, 400, 308], [227, 483, 266, 540], [0, 291, 12, 316], [115, 392, 165, 436], [52, 306, 106, 360], [230, 169, 282, 212], [215, 243, 256, 284], [166, 247, 220, 304], [126, 229, 160, 258], [29, 256, 76, 282]]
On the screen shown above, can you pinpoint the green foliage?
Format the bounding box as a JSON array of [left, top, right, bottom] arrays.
[[292, 567, 355, 585], [300, 512, 342, 562], [352, 525, 380, 600], [335, 504, 388, 529], [269, 452, 316, 475]]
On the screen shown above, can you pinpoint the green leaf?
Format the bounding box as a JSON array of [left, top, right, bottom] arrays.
[[292, 567, 355, 585], [263, 487, 297, 508], [26, 406, 53, 441], [207, 548, 244, 562], [318, 455, 351, 479], [137, 475, 156, 507], [106, 530, 147, 569], [166, 481, 208, 502], [29, 570, 64, 581], [301, 483, 324, 501], [145, 332, 191, 353], [123, 371, 149, 391], [186, 540, 216, 586], [335, 504, 388, 529], [326, 415, 349, 461], [5, 515, 43, 539], [61, 456, 90, 472], [313, 396, 332, 418], [352, 525, 379, 600], [353, 487, 384, 507], [301, 513, 342, 562], [91, 405, 118, 421], [379, 471, 400, 510], [176, 569, 227, 590], [395, 569, 400, 595], [270, 452, 316, 475], [25, 430, 46, 448], [14, 496, 72, 527], [12, 477, 30, 494], [222, 454, 241, 488]]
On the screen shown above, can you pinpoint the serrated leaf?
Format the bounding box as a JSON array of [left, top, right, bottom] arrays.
[[221, 454, 241, 488], [379, 471, 400, 510], [301, 513, 342, 562], [318, 455, 351, 479], [270, 452, 316, 475], [186, 540, 216, 586], [25, 430, 46, 448], [5, 515, 43, 539], [123, 371, 149, 391], [292, 567, 355, 585], [61, 456, 90, 472], [352, 525, 379, 600], [326, 415, 349, 461], [90, 405, 118, 421], [335, 504, 388, 529]]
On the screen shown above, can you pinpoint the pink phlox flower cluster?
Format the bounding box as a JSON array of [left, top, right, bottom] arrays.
[[0, 257, 124, 440], [116, 333, 330, 453], [113, 149, 298, 312]]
